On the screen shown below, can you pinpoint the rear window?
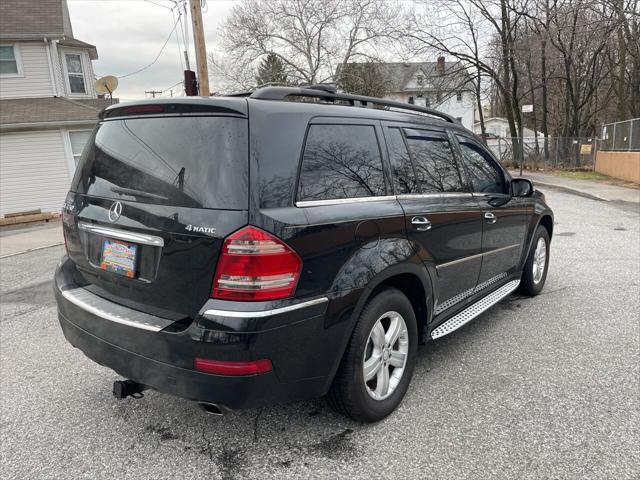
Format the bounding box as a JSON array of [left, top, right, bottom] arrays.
[[297, 124, 386, 202], [71, 116, 248, 209]]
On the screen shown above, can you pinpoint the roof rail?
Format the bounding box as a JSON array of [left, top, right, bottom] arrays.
[[248, 86, 457, 124]]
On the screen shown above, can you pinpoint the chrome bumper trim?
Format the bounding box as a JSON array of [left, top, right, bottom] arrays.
[[78, 223, 165, 247], [204, 297, 329, 318], [61, 287, 173, 332]]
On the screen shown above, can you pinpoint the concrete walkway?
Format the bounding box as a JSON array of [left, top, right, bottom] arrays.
[[0, 220, 63, 258], [511, 170, 640, 204]]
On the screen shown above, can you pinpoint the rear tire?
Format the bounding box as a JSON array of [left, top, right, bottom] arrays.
[[327, 288, 418, 422], [519, 225, 550, 296]]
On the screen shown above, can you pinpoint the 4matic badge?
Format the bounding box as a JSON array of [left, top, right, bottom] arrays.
[[185, 224, 216, 234]]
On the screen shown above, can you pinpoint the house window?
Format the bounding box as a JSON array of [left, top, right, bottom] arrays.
[[425, 97, 431, 107], [69, 130, 92, 165], [65, 53, 86, 94], [456, 91, 463, 102], [0, 45, 19, 75], [408, 96, 414, 105], [417, 75, 424, 86]]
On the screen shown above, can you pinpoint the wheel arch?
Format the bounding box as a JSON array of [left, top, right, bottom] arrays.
[[538, 214, 554, 239], [352, 264, 434, 345]]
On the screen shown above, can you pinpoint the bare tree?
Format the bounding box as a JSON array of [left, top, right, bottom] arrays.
[[220, 0, 401, 85], [336, 61, 391, 97], [406, 0, 529, 158], [207, 53, 257, 93]]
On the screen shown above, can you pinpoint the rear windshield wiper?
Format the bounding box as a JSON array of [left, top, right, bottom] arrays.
[[110, 186, 169, 201]]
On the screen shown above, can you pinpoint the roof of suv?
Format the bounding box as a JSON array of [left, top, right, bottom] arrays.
[[100, 86, 470, 134]]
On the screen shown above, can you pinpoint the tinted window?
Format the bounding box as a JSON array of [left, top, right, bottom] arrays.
[[386, 128, 418, 194], [298, 124, 386, 202], [71, 116, 248, 209], [457, 137, 505, 194], [404, 129, 465, 193]]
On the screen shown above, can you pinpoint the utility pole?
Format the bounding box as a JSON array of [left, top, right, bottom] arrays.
[[189, 0, 210, 96], [145, 90, 162, 98]]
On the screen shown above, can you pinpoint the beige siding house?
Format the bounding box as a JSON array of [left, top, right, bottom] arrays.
[[0, 0, 112, 217], [338, 59, 476, 130]]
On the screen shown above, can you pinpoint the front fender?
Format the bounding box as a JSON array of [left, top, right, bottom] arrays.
[[519, 192, 554, 269]]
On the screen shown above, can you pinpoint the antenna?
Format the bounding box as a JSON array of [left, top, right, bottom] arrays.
[[95, 75, 118, 103]]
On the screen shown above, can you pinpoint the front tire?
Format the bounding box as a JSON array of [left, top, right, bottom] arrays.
[[519, 225, 550, 296], [327, 288, 418, 422]]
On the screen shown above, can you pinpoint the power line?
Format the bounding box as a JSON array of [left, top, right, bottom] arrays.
[[171, 7, 185, 70], [161, 80, 184, 93], [116, 15, 181, 79], [143, 0, 174, 10]]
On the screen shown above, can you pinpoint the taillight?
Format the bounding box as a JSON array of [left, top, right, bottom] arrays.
[[211, 226, 302, 301]]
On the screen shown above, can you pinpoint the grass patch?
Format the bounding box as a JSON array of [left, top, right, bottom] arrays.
[[546, 169, 639, 188]]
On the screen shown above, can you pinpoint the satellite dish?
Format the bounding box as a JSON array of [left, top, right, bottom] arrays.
[[95, 75, 118, 95]]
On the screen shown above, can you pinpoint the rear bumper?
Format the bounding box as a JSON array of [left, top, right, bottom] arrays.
[[54, 257, 350, 410]]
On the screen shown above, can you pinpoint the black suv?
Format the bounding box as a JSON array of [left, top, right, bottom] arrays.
[[54, 87, 553, 422]]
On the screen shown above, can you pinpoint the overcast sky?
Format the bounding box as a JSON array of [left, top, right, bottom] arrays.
[[67, 0, 236, 100]]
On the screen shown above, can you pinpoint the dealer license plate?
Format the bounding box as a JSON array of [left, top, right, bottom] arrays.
[[100, 239, 137, 278]]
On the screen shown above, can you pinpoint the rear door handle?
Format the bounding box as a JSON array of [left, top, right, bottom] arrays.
[[484, 212, 497, 224], [411, 216, 432, 231]]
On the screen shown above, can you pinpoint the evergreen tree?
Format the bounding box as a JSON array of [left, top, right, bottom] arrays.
[[255, 53, 290, 86]]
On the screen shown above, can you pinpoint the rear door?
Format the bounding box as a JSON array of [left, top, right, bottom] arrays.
[[284, 118, 406, 298], [384, 124, 484, 315], [62, 108, 249, 318], [453, 133, 529, 285]]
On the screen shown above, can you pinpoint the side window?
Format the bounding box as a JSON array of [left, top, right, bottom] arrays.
[[404, 129, 466, 193], [386, 128, 418, 194], [298, 124, 386, 202], [457, 137, 506, 194], [65, 53, 86, 94], [0, 45, 19, 75]]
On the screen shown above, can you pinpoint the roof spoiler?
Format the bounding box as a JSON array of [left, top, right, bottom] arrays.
[[249, 86, 456, 123]]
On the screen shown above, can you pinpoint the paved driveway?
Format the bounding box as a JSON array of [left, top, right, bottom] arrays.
[[1, 190, 638, 479]]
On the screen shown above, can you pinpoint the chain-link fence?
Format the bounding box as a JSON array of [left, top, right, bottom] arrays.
[[486, 137, 599, 169], [601, 118, 640, 151]]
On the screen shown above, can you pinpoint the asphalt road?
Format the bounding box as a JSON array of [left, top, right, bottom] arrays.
[[1, 190, 639, 480]]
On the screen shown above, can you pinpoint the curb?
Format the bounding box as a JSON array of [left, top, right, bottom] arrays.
[[531, 181, 609, 202], [0, 242, 64, 260]]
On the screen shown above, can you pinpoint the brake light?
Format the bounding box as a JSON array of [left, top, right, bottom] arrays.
[[194, 358, 273, 376], [123, 105, 165, 114], [211, 226, 301, 301]]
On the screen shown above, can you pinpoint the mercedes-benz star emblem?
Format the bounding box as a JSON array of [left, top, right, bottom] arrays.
[[108, 201, 122, 223]]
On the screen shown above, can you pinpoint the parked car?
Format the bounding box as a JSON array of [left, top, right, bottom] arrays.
[[54, 86, 553, 422]]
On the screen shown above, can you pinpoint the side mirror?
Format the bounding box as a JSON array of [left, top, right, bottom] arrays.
[[512, 178, 534, 197]]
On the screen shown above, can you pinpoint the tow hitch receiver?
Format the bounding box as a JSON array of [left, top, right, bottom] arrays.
[[113, 380, 148, 400]]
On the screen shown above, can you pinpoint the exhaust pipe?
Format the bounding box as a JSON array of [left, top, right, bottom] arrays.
[[113, 379, 147, 399], [198, 402, 226, 416]]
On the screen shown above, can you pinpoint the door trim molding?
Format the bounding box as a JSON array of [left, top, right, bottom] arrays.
[[436, 243, 520, 271]]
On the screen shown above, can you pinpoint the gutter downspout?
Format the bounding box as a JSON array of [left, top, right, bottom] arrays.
[[44, 37, 58, 96]]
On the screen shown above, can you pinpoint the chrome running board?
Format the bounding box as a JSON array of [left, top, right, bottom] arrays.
[[431, 279, 520, 339]]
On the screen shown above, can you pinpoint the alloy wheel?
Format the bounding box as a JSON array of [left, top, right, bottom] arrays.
[[532, 237, 547, 284], [362, 311, 409, 400]]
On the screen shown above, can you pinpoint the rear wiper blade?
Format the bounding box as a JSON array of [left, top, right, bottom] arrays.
[[110, 186, 168, 201]]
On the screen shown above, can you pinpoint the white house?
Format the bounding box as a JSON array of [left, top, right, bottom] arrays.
[[473, 117, 537, 138], [0, 0, 113, 217], [339, 59, 476, 130]]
